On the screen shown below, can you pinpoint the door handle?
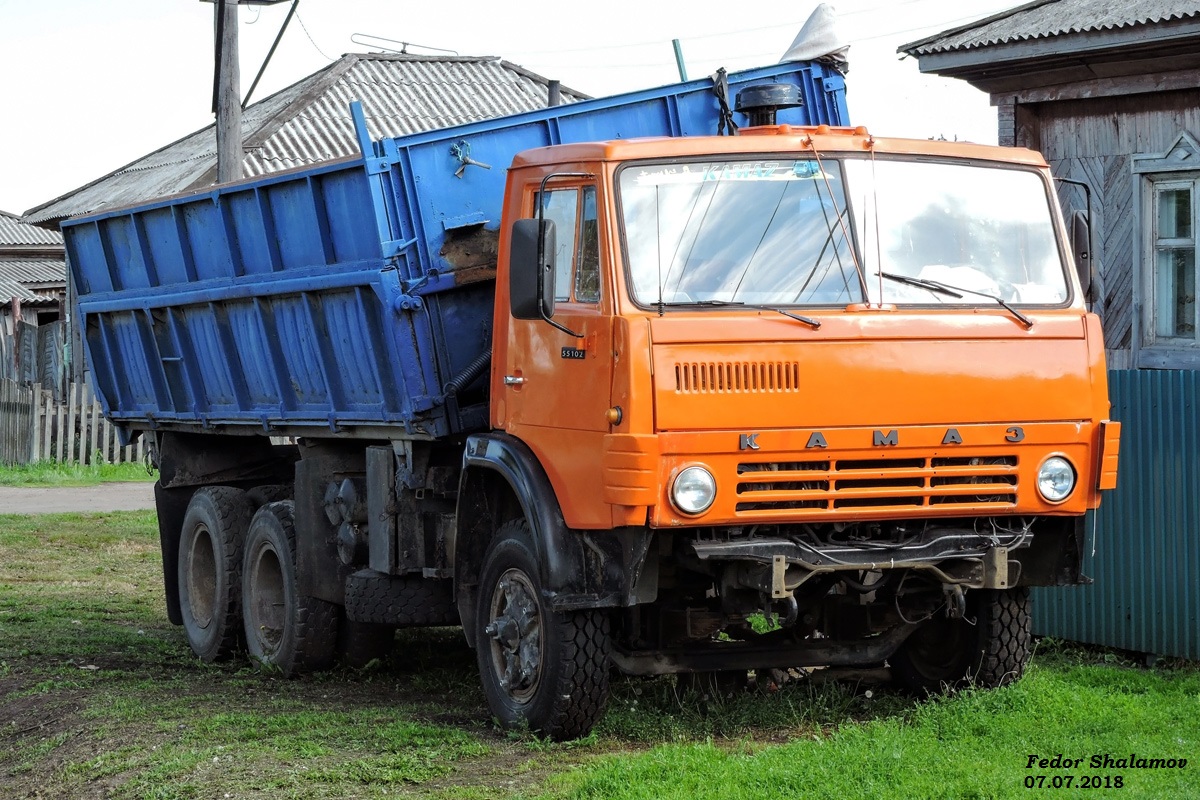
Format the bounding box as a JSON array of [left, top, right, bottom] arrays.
[[503, 375, 525, 386]]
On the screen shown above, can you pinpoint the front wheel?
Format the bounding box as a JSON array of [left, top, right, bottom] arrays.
[[241, 501, 338, 676], [475, 520, 611, 741], [891, 587, 1032, 693]]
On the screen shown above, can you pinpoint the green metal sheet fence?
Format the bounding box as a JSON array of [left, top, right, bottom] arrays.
[[1033, 369, 1200, 659]]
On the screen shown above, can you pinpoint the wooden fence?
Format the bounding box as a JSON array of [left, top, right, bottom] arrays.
[[0, 378, 34, 466], [0, 378, 147, 467]]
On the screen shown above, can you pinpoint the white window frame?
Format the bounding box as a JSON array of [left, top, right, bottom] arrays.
[[1133, 131, 1200, 369]]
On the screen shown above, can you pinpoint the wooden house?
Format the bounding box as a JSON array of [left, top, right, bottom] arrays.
[[902, 0, 1200, 370], [902, 0, 1200, 659], [0, 211, 66, 385]]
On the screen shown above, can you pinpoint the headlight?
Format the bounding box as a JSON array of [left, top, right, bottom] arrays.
[[1037, 456, 1076, 503], [671, 465, 716, 515]]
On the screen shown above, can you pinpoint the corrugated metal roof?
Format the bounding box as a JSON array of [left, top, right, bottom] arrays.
[[0, 260, 66, 305], [902, 0, 1200, 56], [0, 211, 62, 246], [24, 54, 588, 227]]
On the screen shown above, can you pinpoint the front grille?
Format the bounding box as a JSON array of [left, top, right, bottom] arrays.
[[735, 455, 1018, 513], [675, 361, 801, 393]]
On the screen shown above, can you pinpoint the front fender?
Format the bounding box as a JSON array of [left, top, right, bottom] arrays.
[[458, 433, 584, 599], [456, 433, 651, 616]]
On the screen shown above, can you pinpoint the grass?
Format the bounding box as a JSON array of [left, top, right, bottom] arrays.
[[0, 460, 157, 487], [2, 510, 1198, 799], [538, 651, 1200, 799]]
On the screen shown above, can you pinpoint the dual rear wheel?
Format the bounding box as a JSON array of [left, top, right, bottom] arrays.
[[176, 489, 344, 674]]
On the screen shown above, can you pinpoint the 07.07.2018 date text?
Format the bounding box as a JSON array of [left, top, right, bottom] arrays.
[[1023, 775, 1123, 790]]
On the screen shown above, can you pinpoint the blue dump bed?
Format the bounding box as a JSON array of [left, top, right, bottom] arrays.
[[62, 62, 849, 441]]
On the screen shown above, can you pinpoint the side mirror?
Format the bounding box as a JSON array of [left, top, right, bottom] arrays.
[[1070, 209, 1092, 299], [509, 218, 556, 320]]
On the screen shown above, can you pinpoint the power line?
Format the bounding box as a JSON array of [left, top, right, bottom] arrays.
[[295, 10, 335, 62], [473, 1, 1011, 59]]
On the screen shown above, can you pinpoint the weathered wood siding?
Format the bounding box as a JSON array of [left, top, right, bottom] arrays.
[[1026, 89, 1200, 358]]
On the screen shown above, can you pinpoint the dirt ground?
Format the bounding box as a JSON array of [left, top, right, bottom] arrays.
[[0, 482, 155, 515]]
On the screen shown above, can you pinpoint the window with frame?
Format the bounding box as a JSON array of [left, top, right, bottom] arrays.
[[1151, 179, 1198, 343], [535, 185, 600, 305]]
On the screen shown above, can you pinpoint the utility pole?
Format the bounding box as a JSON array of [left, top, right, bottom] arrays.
[[205, 0, 293, 184], [214, 0, 242, 183]]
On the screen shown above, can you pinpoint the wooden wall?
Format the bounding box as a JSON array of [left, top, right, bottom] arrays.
[[1015, 89, 1200, 361]]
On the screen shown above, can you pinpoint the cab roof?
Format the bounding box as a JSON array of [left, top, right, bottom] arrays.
[[510, 125, 1049, 169]]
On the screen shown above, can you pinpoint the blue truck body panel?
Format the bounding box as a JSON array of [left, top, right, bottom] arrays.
[[62, 62, 849, 440]]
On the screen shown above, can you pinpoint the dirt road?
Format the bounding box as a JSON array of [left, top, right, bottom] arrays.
[[0, 482, 156, 514]]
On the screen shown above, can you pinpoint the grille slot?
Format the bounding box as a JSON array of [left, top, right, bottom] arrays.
[[675, 361, 801, 393], [735, 455, 1019, 514]]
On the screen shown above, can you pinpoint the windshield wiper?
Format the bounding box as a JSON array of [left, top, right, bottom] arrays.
[[879, 271, 1033, 329], [665, 300, 821, 329]]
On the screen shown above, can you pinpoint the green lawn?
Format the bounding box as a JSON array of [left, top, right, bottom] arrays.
[[535, 652, 1199, 799], [0, 460, 156, 486], [2, 511, 1196, 799]]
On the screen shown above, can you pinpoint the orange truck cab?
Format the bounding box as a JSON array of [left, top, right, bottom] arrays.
[[474, 123, 1119, 732]]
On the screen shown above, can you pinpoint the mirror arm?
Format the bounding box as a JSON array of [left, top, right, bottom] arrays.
[[536, 219, 583, 338], [535, 172, 591, 338], [1055, 175, 1095, 302]]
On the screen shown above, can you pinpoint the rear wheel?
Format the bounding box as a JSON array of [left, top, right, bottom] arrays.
[[242, 501, 338, 676], [177, 486, 254, 662], [475, 520, 611, 741], [891, 587, 1032, 693]]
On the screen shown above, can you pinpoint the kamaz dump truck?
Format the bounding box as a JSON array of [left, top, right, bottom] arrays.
[[61, 59, 1120, 740]]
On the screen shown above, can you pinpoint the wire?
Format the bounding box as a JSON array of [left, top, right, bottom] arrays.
[[295, 11, 335, 62], [499, 1, 1015, 61]]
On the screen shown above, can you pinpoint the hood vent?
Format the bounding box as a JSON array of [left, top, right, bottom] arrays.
[[675, 361, 801, 394]]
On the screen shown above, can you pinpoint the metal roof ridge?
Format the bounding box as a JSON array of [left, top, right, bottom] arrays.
[[497, 59, 592, 100], [899, 0, 1060, 54], [240, 56, 362, 151]]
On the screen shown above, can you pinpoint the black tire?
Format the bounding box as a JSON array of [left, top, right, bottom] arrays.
[[343, 569, 460, 627], [177, 486, 254, 662], [891, 587, 1032, 693], [246, 483, 293, 508], [336, 616, 395, 668], [241, 501, 339, 676], [475, 520, 611, 741]]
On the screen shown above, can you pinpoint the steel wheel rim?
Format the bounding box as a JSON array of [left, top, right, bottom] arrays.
[[485, 568, 542, 704], [185, 523, 217, 629], [249, 544, 285, 652]]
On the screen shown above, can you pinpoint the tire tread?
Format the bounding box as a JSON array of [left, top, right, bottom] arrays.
[[343, 569, 460, 627]]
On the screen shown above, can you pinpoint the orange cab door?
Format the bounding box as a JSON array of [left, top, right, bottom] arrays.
[[502, 182, 615, 528]]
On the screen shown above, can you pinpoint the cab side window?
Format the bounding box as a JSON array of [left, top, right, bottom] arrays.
[[536, 185, 600, 304], [576, 188, 600, 302]]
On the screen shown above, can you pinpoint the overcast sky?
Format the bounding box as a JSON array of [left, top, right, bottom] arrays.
[[0, 0, 1016, 216]]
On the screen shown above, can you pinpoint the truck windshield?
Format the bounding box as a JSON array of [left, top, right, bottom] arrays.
[[849, 159, 1068, 306], [617, 156, 1069, 308], [619, 160, 862, 307]]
